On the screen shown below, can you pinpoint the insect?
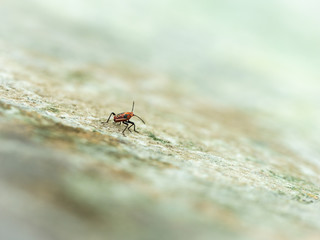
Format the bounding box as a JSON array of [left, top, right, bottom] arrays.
[[102, 101, 145, 136]]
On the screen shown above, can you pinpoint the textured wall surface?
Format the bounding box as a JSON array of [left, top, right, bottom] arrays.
[[1, 1, 320, 240]]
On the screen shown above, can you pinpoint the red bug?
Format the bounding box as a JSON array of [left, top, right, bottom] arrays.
[[103, 101, 145, 136]]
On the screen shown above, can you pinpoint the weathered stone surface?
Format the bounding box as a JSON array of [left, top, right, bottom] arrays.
[[1, 1, 320, 240]]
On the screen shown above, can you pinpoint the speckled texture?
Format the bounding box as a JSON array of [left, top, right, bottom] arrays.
[[1, 1, 320, 240]]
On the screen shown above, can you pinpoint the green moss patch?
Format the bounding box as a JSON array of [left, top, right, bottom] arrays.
[[147, 131, 170, 144]]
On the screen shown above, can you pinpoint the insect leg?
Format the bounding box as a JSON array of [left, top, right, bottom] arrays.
[[124, 121, 131, 132], [102, 112, 115, 124], [122, 121, 129, 136], [128, 120, 139, 133]]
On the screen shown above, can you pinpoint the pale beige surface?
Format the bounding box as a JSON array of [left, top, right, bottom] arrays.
[[1, 1, 320, 240]]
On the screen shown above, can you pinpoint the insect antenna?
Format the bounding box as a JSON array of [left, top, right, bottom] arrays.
[[133, 114, 145, 124], [132, 101, 135, 112]]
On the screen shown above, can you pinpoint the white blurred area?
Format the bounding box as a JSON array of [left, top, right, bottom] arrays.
[[1, 0, 319, 158]]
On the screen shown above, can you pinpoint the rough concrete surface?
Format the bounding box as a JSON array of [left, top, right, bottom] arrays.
[[1, 1, 320, 240]]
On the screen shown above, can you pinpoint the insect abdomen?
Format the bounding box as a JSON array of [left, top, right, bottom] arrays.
[[114, 112, 132, 122]]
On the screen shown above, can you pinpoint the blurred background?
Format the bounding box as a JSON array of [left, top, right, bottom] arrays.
[[1, 0, 320, 240], [2, 0, 319, 117]]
